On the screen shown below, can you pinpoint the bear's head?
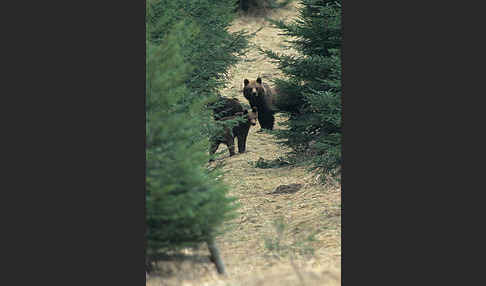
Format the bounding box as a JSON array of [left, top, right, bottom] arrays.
[[243, 106, 258, 126], [243, 77, 265, 107]]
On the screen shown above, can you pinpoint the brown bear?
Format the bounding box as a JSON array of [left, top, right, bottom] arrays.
[[209, 107, 258, 161], [208, 96, 244, 120], [243, 77, 275, 131]]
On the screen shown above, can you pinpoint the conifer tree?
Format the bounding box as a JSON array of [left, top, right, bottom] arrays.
[[147, 0, 248, 103], [265, 0, 342, 181], [237, 0, 293, 12], [146, 20, 236, 274], [146, 0, 250, 274]]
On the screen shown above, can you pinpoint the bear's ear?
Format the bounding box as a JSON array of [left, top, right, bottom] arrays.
[[252, 106, 258, 112], [256, 77, 262, 84], [244, 79, 249, 86]]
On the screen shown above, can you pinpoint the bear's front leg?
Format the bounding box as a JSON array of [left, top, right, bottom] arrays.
[[227, 137, 236, 156], [237, 131, 248, 153]]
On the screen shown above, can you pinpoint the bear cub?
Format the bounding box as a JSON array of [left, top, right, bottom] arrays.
[[209, 107, 258, 161]]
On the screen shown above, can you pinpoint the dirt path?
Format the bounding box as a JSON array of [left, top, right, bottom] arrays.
[[148, 4, 341, 285]]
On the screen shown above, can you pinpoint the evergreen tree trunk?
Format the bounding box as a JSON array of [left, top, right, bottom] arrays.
[[207, 237, 226, 275]]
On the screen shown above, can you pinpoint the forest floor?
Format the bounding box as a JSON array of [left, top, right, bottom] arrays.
[[147, 2, 341, 285]]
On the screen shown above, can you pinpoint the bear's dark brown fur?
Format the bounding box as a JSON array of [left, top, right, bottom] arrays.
[[209, 107, 258, 160], [243, 77, 275, 130], [208, 96, 244, 120]]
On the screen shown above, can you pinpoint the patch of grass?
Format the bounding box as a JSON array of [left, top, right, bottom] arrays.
[[263, 217, 317, 259], [293, 232, 317, 256], [264, 217, 286, 254], [250, 156, 291, 168]]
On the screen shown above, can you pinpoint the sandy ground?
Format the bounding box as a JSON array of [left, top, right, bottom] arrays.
[[148, 2, 341, 285]]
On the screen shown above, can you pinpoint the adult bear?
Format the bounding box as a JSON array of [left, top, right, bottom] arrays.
[[208, 96, 244, 120], [243, 77, 275, 131]]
